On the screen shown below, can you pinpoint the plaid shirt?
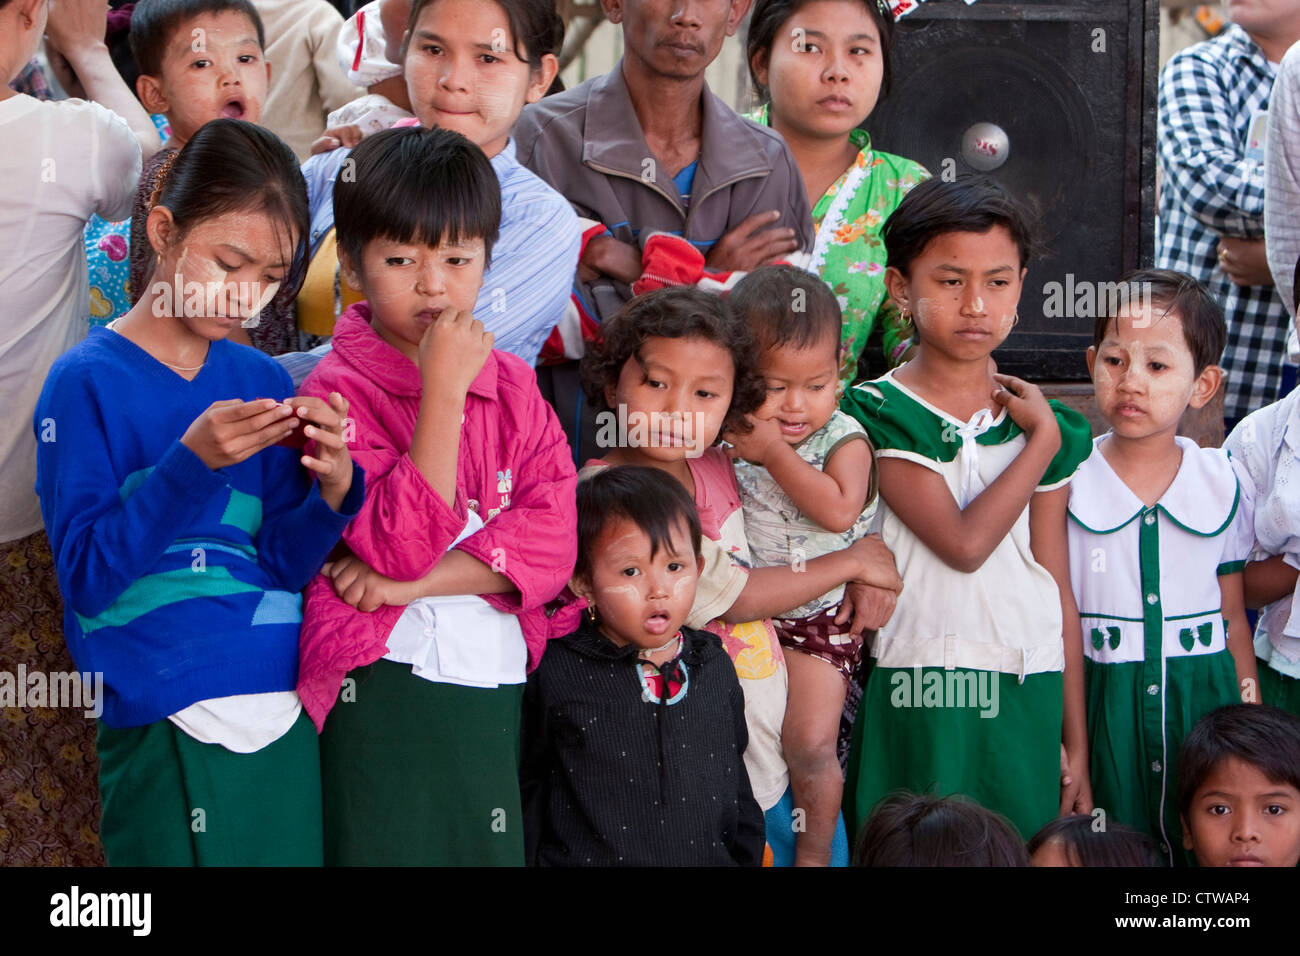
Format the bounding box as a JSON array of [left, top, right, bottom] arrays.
[[1156, 24, 1292, 421]]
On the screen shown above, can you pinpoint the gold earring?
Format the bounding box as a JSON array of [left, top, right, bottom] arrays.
[[585, 603, 597, 623], [1011, 312, 1020, 327]]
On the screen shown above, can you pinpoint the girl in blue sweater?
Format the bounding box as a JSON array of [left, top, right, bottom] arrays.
[[33, 120, 363, 866]]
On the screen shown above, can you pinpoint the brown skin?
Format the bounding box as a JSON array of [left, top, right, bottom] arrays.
[[1244, 554, 1300, 609], [1216, 237, 1274, 288], [584, 0, 797, 276]]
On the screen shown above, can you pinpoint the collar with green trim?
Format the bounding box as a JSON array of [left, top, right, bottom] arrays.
[[1067, 435, 1239, 536]]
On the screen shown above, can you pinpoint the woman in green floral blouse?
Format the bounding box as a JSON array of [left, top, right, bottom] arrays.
[[748, 0, 929, 391]]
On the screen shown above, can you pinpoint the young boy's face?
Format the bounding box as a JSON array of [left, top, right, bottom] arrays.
[[755, 333, 840, 445], [137, 11, 270, 145], [1182, 756, 1300, 867], [340, 234, 486, 361], [1086, 304, 1218, 442], [580, 515, 703, 652]]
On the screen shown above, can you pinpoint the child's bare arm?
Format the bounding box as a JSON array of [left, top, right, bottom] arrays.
[[726, 418, 872, 533], [1243, 555, 1300, 609], [1030, 487, 1091, 814], [878, 376, 1061, 573], [1220, 571, 1259, 701], [722, 535, 901, 626]]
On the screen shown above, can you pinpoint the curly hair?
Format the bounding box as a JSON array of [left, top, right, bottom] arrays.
[[579, 287, 767, 441]]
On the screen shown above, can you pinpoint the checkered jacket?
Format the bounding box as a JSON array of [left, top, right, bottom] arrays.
[[1156, 24, 1291, 420]]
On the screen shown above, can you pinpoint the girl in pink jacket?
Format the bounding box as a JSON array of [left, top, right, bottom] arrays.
[[295, 126, 577, 866]]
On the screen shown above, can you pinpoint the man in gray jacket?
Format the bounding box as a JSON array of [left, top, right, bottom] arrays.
[[514, 0, 812, 459]]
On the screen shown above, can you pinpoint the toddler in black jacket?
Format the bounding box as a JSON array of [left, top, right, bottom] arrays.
[[521, 466, 765, 866]]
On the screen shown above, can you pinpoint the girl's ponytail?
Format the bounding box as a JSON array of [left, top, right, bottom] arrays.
[[146, 149, 178, 214]]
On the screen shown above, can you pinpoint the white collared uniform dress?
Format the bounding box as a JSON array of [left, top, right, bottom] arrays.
[[1068, 436, 1255, 861], [841, 369, 1093, 841], [1225, 388, 1300, 715]]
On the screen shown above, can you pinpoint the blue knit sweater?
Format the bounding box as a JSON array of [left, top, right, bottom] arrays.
[[34, 328, 364, 728]]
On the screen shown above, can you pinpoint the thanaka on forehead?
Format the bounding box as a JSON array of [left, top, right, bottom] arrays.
[[166, 22, 261, 56]]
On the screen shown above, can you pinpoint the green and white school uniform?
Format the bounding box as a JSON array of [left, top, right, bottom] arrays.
[[840, 369, 1093, 841], [1067, 436, 1255, 861]]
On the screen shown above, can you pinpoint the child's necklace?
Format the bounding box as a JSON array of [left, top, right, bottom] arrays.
[[639, 632, 682, 658]]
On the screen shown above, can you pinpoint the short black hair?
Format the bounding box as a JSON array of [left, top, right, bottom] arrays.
[[575, 466, 703, 583], [1178, 704, 1300, 819], [333, 125, 501, 272], [747, 0, 895, 102], [579, 287, 767, 439], [1090, 269, 1226, 375], [854, 791, 1029, 867], [729, 265, 842, 355], [1027, 814, 1165, 867], [883, 174, 1037, 276], [129, 0, 265, 77]]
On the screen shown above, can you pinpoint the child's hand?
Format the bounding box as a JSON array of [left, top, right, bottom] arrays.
[[181, 398, 300, 470], [286, 393, 355, 512], [991, 373, 1060, 447], [1059, 743, 1094, 816], [846, 535, 904, 594], [417, 307, 494, 395], [835, 581, 898, 636], [580, 236, 642, 285], [723, 414, 785, 465], [310, 124, 363, 154], [322, 553, 410, 612]]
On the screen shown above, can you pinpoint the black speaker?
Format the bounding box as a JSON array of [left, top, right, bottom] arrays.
[[864, 0, 1158, 380]]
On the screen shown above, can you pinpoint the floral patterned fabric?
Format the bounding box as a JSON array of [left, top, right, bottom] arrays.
[[750, 105, 929, 388], [83, 115, 173, 328], [0, 532, 105, 866]]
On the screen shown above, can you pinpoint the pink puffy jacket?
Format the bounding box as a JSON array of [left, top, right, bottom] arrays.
[[295, 303, 579, 730]]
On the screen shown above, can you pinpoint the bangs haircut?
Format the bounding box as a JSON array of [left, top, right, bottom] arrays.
[[1026, 815, 1165, 867], [854, 791, 1028, 867], [1090, 269, 1226, 375], [575, 466, 703, 582], [729, 265, 842, 355], [884, 174, 1037, 277], [333, 126, 501, 270], [1178, 704, 1300, 819], [129, 0, 265, 77], [579, 286, 767, 438]]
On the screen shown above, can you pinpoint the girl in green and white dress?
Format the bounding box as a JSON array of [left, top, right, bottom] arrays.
[[1069, 269, 1258, 863], [840, 177, 1094, 843], [746, 0, 929, 390]]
